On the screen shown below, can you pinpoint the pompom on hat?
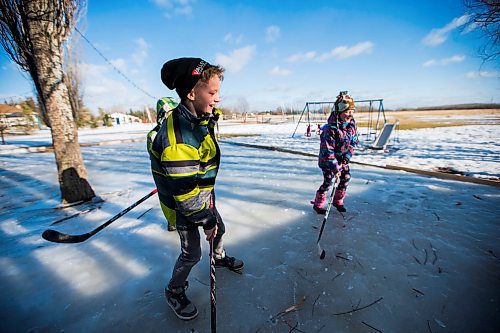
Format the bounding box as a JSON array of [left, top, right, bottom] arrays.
[[160, 57, 214, 99]]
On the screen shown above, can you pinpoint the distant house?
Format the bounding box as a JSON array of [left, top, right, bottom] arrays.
[[0, 104, 40, 128], [108, 112, 141, 126]]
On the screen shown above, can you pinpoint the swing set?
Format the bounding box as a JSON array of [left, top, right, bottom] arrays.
[[291, 98, 398, 147]]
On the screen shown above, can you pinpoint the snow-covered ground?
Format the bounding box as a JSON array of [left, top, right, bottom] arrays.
[[218, 121, 500, 180], [0, 121, 499, 332], [2, 120, 499, 180]]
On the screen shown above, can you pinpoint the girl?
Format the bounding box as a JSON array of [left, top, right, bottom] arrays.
[[312, 91, 359, 214]]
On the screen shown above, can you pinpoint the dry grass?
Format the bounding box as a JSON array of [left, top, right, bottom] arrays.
[[353, 108, 499, 130], [224, 108, 499, 131]]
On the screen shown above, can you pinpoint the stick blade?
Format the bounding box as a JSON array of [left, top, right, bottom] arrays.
[[317, 243, 326, 259], [42, 229, 86, 244]]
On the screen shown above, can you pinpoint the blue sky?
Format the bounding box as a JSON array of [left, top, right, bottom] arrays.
[[1, 0, 499, 113]]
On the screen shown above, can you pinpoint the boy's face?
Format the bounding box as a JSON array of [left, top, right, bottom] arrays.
[[188, 75, 221, 117], [340, 109, 354, 122]]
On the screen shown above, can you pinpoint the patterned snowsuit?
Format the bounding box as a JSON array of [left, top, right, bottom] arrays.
[[316, 112, 359, 206]]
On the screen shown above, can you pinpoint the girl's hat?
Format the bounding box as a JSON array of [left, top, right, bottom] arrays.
[[334, 92, 355, 113]]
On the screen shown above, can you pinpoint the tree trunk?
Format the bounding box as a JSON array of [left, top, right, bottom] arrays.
[[28, 1, 95, 204]]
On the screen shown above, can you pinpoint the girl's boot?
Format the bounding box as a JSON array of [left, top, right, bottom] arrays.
[[311, 190, 327, 215], [333, 189, 347, 212]]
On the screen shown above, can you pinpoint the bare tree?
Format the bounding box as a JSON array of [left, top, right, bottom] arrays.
[[0, 115, 7, 144], [463, 0, 500, 62], [64, 20, 93, 127], [0, 0, 96, 203], [236, 96, 249, 122]]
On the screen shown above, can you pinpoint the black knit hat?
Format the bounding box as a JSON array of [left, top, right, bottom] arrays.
[[160, 57, 213, 100]]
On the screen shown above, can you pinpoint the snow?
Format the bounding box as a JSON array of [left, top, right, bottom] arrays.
[[0, 121, 499, 332]]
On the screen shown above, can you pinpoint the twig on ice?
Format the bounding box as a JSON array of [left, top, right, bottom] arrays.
[[137, 207, 153, 219], [312, 293, 321, 318], [336, 254, 350, 261], [488, 249, 498, 260], [423, 248, 428, 265], [412, 288, 425, 296], [332, 297, 383, 316], [332, 272, 343, 281], [274, 296, 306, 319], [285, 320, 305, 333], [194, 277, 208, 286], [430, 242, 438, 265], [362, 321, 383, 332], [316, 324, 326, 333], [295, 269, 315, 284], [51, 207, 97, 225], [427, 319, 434, 333]]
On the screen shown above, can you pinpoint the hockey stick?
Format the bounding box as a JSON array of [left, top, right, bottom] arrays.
[[42, 189, 158, 244], [209, 238, 217, 333], [317, 176, 340, 259]]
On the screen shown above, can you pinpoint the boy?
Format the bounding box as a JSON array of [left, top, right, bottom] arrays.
[[312, 91, 359, 214], [148, 57, 244, 320]]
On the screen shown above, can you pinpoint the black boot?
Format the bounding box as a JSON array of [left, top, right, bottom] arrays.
[[215, 255, 244, 273], [313, 205, 326, 215], [165, 282, 198, 320], [333, 204, 347, 213]]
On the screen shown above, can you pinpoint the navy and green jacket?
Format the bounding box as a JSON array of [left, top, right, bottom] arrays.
[[148, 104, 221, 230]]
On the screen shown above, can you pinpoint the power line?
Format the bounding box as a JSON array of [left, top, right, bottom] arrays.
[[74, 27, 157, 101]]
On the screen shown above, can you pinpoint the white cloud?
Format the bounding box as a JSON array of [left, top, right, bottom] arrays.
[[318, 41, 374, 62], [153, 0, 194, 18], [80, 63, 111, 77], [265, 25, 280, 43], [175, 5, 192, 15], [287, 51, 317, 63], [78, 62, 148, 111], [110, 58, 127, 72], [441, 54, 465, 65], [466, 71, 500, 78], [131, 38, 151, 66], [423, 54, 465, 67], [215, 45, 256, 73], [423, 59, 437, 67], [463, 21, 477, 33], [422, 14, 470, 46], [224, 33, 244, 44], [151, 0, 172, 6], [269, 66, 291, 76]]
